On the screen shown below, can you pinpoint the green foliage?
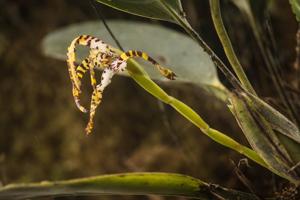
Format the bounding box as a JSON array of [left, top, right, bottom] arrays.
[[210, 0, 256, 94], [96, 0, 183, 23], [290, 0, 300, 22], [212, 0, 300, 185], [229, 92, 299, 184], [228, 0, 300, 184], [244, 92, 300, 164], [232, 0, 299, 124], [0, 173, 259, 200], [245, 93, 300, 145]]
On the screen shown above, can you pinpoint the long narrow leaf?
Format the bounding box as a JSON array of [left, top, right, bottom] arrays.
[[243, 92, 300, 164], [0, 173, 259, 200], [210, 0, 256, 94], [231, 0, 299, 125], [244, 92, 300, 144], [229, 93, 300, 184]]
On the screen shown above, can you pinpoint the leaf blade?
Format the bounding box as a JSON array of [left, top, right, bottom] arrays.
[[245, 92, 300, 144], [229, 93, 300, 184], [95, 0, 183, 23], [0, 173, 259, 200]]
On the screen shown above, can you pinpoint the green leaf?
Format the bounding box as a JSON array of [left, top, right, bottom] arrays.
[[231, 0, 299, 123], [229, 93, 300, 184], [290, 0, 300, 22], [95, 0, 183, 23], [243, 92, 300, 164], [210, 0, 256, 95], [0, 172, 259, 200], [42, 20, 226, 98], [244, 92, 300, 144]]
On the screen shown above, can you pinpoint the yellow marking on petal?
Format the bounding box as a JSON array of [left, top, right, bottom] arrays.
[[91, 78, 97, 85], [72, 88, 79, 96], [120, 53, 128, 60], [129, 50, 133, 56], [82, 62, 90, 69], [77, 66, 86, 73], [142, 52, 149, 60], [85, 90, 102, 134]]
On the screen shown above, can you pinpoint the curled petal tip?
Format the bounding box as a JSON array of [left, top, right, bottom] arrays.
[[75, 100, 88, 113], [81, 107, 89, 113]]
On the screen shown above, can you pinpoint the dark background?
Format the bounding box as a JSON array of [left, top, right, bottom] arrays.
[[0, 0, 298, 199]]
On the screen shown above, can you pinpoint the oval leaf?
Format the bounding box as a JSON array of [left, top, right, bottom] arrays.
[[42, 20, 223, 92], [95, 0, 183, 23]]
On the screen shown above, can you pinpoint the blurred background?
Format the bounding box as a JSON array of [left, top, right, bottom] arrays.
[[0, 0, 298, 199]]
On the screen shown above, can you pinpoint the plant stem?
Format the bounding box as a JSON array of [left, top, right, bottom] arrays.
[[126, 60, 269, 171], [209, 0, 256, 95]]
